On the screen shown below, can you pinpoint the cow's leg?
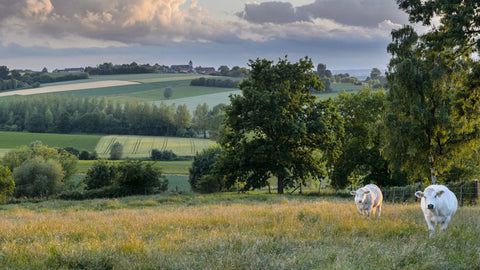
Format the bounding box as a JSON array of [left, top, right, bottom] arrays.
[[425, 216, 435, 237], [377, 205, 382, 217], [440, 216, 452, 231]]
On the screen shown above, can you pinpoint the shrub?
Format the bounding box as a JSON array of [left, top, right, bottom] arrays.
[[196, 174, 223, 193], [189, 146, 224, 193], [12, 157, 64, 198], [84, 160, 116, 190], [114, 160, 168, 195], [109, 142, 123, 160], [151, 149, 177, 161], [0, 165, 15, 202], [79, 150, 98, 160]]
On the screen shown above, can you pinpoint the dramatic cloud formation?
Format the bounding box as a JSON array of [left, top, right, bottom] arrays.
[[0, 0, 412, 71], [0, 0, 233, 46]]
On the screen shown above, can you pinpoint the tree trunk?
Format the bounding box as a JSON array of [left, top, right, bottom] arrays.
[[277, 176, 284, 194]]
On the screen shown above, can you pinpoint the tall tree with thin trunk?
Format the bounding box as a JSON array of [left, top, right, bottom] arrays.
[[383, 1, 480, 184]]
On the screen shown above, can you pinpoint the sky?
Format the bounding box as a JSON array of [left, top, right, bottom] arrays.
[[0, 0, 412, 73]]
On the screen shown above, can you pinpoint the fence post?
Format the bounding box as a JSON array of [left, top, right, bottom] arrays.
[[392, 188, 396, 204], [402, 188, 406, 202], [460, 181, 465, 207], [475, 179, 479, 200]]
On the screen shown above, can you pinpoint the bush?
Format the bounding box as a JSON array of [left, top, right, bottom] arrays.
[[189, 146, 224, 193], [196, 174, 223, 193], [151, 149, 177, 161], [79, 150, 98, 160], [109, 142, 123, 160], [12, 157, 64, 198], [84, 160, 116, 190], [115, 160, 168, 196], [0, 165, 15, 202]]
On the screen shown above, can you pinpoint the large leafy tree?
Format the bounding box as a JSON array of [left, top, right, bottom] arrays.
[[219, 57, 343, 194], [332, 89, 407, 189], [383, 1, 480, 183]]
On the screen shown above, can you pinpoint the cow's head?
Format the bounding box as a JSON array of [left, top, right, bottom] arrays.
[[350, 188, 370, 205], [415, 188, 445, 210]]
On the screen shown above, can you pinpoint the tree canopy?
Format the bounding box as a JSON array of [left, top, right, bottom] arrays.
[[383, 1, 480, 184], [219, 57, 343, 194]]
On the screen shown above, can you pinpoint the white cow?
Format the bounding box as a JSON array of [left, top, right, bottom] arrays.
[[350, 184, 383, 218], [415, 184, 458, 237]]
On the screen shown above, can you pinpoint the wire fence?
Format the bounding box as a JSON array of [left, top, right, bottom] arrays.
[[380, 180, 479, 207]]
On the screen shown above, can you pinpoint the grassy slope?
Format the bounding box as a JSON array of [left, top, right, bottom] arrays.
[[0, 194, 478, 269]]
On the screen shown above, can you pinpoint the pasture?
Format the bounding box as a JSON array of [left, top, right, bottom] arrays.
[[0, 194, 478, 269]]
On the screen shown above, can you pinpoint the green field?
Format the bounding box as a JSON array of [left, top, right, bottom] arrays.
[[76, 160, 192, 176], [0, 132, 101, 151], [38, 74, 237, 104], [0, 194, 478, 269], [0, 132, 216, 160], [95, 135, 216, 158]]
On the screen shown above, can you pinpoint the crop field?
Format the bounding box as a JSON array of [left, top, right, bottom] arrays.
[[0, 194, 478, 269], [95, 135, 216, 158]]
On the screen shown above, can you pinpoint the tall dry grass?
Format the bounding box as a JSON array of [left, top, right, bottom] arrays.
[[0, 195, 478, 269]]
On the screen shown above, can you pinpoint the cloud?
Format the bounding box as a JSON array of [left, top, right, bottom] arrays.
[[0, 0, 234, 47], [237, 2, 298, 24], [238, 0, 408, 28]]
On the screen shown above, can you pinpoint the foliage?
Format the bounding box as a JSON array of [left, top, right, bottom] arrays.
[[114, 160, 168, 195], [192, 103, 209, 138], [0, 165, 15, 202], [79, 150, 98, 160], [331, 89, 408, 189], [2, 142, 78, 180], [189, 146, 224, 193], [383, 0, 480, 184], [84, 160, 116, 190], [12, 157, 64, 198], [109, 142, 123, 160], [0, 94, 222, 137], [84, 62, 157, 75], [151, 149, 177, 161], [217, 65, 249, 77], [219, 57, 343, 193], [190, 77, 239, 88], [163, 87, 172, 99]]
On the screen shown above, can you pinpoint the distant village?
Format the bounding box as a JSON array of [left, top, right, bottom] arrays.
[[53, 60, 217, 75]]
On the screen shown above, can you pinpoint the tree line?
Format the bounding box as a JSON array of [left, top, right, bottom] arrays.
[[84, 62, 158, 75], [0, 66, 88, 91], [189, 36, 480, 194], [0, 95, 225, 138], [190, 77, 239, 88]]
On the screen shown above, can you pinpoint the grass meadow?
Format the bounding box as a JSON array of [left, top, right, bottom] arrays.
[[0, 194, 478, 269]]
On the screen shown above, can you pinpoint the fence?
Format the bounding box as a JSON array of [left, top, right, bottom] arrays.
[[381, 179, 479, 206]]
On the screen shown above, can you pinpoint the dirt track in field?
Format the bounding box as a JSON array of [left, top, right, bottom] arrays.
[[0, 80, 140, 97]]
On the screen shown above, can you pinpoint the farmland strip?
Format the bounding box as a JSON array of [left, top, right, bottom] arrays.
[[104, 137, 117, 154], [132, 137, 142, 154]]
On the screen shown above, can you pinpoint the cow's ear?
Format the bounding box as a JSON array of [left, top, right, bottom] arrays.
[[364, 190, 370, 194], [437, 190, 445, 197], [415, 191, 424, 198], [350, 191, 356, 196]]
